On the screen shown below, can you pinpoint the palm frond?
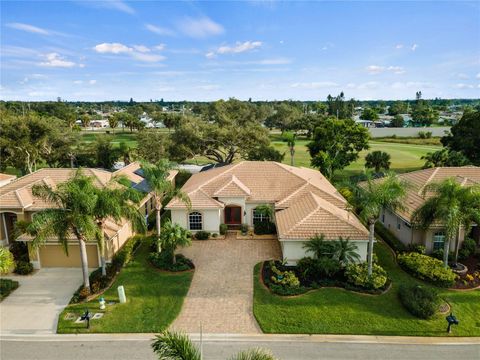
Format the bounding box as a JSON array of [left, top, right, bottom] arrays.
[[229, 348, 278, 360], [151, 331, 201, 360]]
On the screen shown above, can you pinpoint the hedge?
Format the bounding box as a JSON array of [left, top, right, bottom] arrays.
[[397, 252, 457, 287], [398, 284, 440, 319], [375, 222, 407, 253], [0, 279, 19, 301]]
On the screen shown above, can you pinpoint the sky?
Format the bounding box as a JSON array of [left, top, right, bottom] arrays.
[[1, 0, 479, 101]]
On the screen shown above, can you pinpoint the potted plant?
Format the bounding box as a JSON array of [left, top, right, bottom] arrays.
[[240, 223, 249, 236]]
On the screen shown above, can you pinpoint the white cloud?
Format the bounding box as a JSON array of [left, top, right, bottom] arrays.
[[207, 41, 262, 58], [366, 65, 405, 75], [476, 72, 480, 79], [411, 44, 419, 51], [6, 22, 50, 35], [73, 80, 83, 84], [145, 24, 175, 36], [154, 44, 166, 51], [456, 73, 469, 79], [94, 42, 132, 54], [177, 16, 224, 38], [256, 58, 291, 65], [357, 81, 380, 90], [395, 44, 404, 49], [39, 53, 76, 68], [217, 41, 262, 54], [92, 0, 135, 14], [454, 83, 474, 89], [391, 81, 432, 89], [291, 81, 339, 89], [133, 45, 150, 53], [131, 52, 166, 62], [89, 79, 97, 85]]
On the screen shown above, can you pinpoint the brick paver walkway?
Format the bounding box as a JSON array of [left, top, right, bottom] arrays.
[[170, 233, 281, 334]]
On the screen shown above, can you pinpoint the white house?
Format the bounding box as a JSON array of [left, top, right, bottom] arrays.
[[166, 161, 369, 264]]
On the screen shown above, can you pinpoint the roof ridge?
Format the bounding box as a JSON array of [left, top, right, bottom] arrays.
[[196, 161, 244, 192], [417, 167, 440, 196], [213, 174, 251, 196], [283, 192, 321, 236], [309, 192, 368, 235], [275, 182, 310, 207]]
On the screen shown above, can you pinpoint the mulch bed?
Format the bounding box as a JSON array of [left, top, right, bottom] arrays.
[[451, 255, 480, 290]]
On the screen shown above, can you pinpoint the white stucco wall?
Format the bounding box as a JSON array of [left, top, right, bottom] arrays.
[[171, 208, 221, 233], [280, 239, 369, 265]]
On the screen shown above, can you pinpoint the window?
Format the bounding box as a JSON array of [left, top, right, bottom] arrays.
[[433, 231, 445, 251], [145, 205, 148, 216], [253, 208, 269, 224], [189, 212, 202, 230]]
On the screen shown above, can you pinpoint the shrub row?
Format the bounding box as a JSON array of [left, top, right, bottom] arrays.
[[397, 252, 457, 287], [398, 284, 440, 319], [375, 223, 407, 253], [0, 278, 19, 301], [71, 235, 143, 303], [194, 231, 210, 240], [345, 262, 388, 290]]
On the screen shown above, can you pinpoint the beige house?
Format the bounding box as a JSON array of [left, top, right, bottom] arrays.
[[167, 161, 369, 265], [378, 166, 480, 253], [0, 162, 176, 269], [0, 173, 16, 188]]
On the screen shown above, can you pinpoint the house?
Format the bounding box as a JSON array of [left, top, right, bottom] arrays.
[[0, 162, 177, 269], [166, 161, 369, 264], [0, 173, 16, 188], [377, 166, 480, 253]]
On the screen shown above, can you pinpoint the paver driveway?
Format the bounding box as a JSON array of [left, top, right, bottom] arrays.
[[171, 234, 281, 334], [0, 268, 83, 334]]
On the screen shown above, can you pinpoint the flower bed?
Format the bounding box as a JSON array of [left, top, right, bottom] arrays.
[[451, 254, 480, 290], [261, 259, 390, 296]]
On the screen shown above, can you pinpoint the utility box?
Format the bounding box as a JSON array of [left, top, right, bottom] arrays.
[[118, 285, 127, 303]]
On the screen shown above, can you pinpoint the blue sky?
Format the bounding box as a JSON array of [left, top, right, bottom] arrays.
[[1, 0, 479, 101]]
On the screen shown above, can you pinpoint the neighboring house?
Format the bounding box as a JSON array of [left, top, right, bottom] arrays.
[[0, 162, 177, 269], [166, 161, 369, 264], [377, 166, 480, 253], [0, 173, 16, 188]]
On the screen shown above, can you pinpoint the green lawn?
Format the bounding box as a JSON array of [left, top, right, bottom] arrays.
[[57, 241, 193, 333], [80, 131, 139, 148], [253, 241, 480, 336]]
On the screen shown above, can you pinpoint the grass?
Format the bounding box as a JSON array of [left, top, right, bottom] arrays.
[[57, 240, 193, 333], [80, 131, 139, 148], [253, 241, 480, 336]]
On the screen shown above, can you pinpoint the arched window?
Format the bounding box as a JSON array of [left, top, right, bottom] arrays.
[[253, 208, 269, 224], [433, 231, 445, 251], [189, 212, 202, 230]]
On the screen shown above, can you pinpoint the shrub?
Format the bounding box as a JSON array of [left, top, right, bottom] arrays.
[[111, 235, 142, 269], [431, 249, 454, 262], [240, 223, 249, 234], [149, 252, 194, 272], [78, 286, 90, 300], [194, 231, 210, 240], [345, 262, 388, 290], [14, 261, 33, 275], [270, 261, 300, 288], [397, 252, 456, 287], [0, 246, 14, 274], [296, 257, 341, 284], [375, 223, 407, 253], [418, 131, 432, 139], [407, 244, 426, 254], [0, 278, 19, 301], [254, 221, 276, 235], [9, 241, 29, 262], [219, 223, 228, 235], [398, 284, 440, 319], [458, 238, 477, 260], [269, 283, 308, 296], [212, 233, 218, 238]]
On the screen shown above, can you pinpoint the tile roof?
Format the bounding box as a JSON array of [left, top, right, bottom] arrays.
[[166, 161, 367, 241], [276, 192, 369, 240], [367, 166, 480, 222]]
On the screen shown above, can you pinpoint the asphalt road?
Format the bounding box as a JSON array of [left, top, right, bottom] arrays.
[[1, 336, 479, 360]]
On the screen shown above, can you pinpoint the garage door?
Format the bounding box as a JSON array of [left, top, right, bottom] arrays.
[[39, 244, 99, 268]]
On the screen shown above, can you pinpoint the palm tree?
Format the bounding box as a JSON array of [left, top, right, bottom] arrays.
[[365, 151, 391, 173], [282, 131, 296, 166], [141, 160, 190, 253], [332, 237, 360, 267], [303, 234, 336, 259], [152, 331, 277, 360], [27, 171, 100, 292], [412, 178, 480, 267], [93, 177, 147, 276], [160, 220, 191, 264], [356, 172, 407, 275]]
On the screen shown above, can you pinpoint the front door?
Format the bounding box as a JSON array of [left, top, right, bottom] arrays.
[[225, 206, 242, 225]]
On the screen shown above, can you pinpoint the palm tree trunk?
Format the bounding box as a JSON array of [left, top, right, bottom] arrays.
[[156, 205, 162, 253], [98, 223, 107, 276], [367, 221, 375, 276], [443, 237, 451, 268], [453, 227, 461, 265], [290, 147, 295, 166], [78, 237, 90, 290]]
